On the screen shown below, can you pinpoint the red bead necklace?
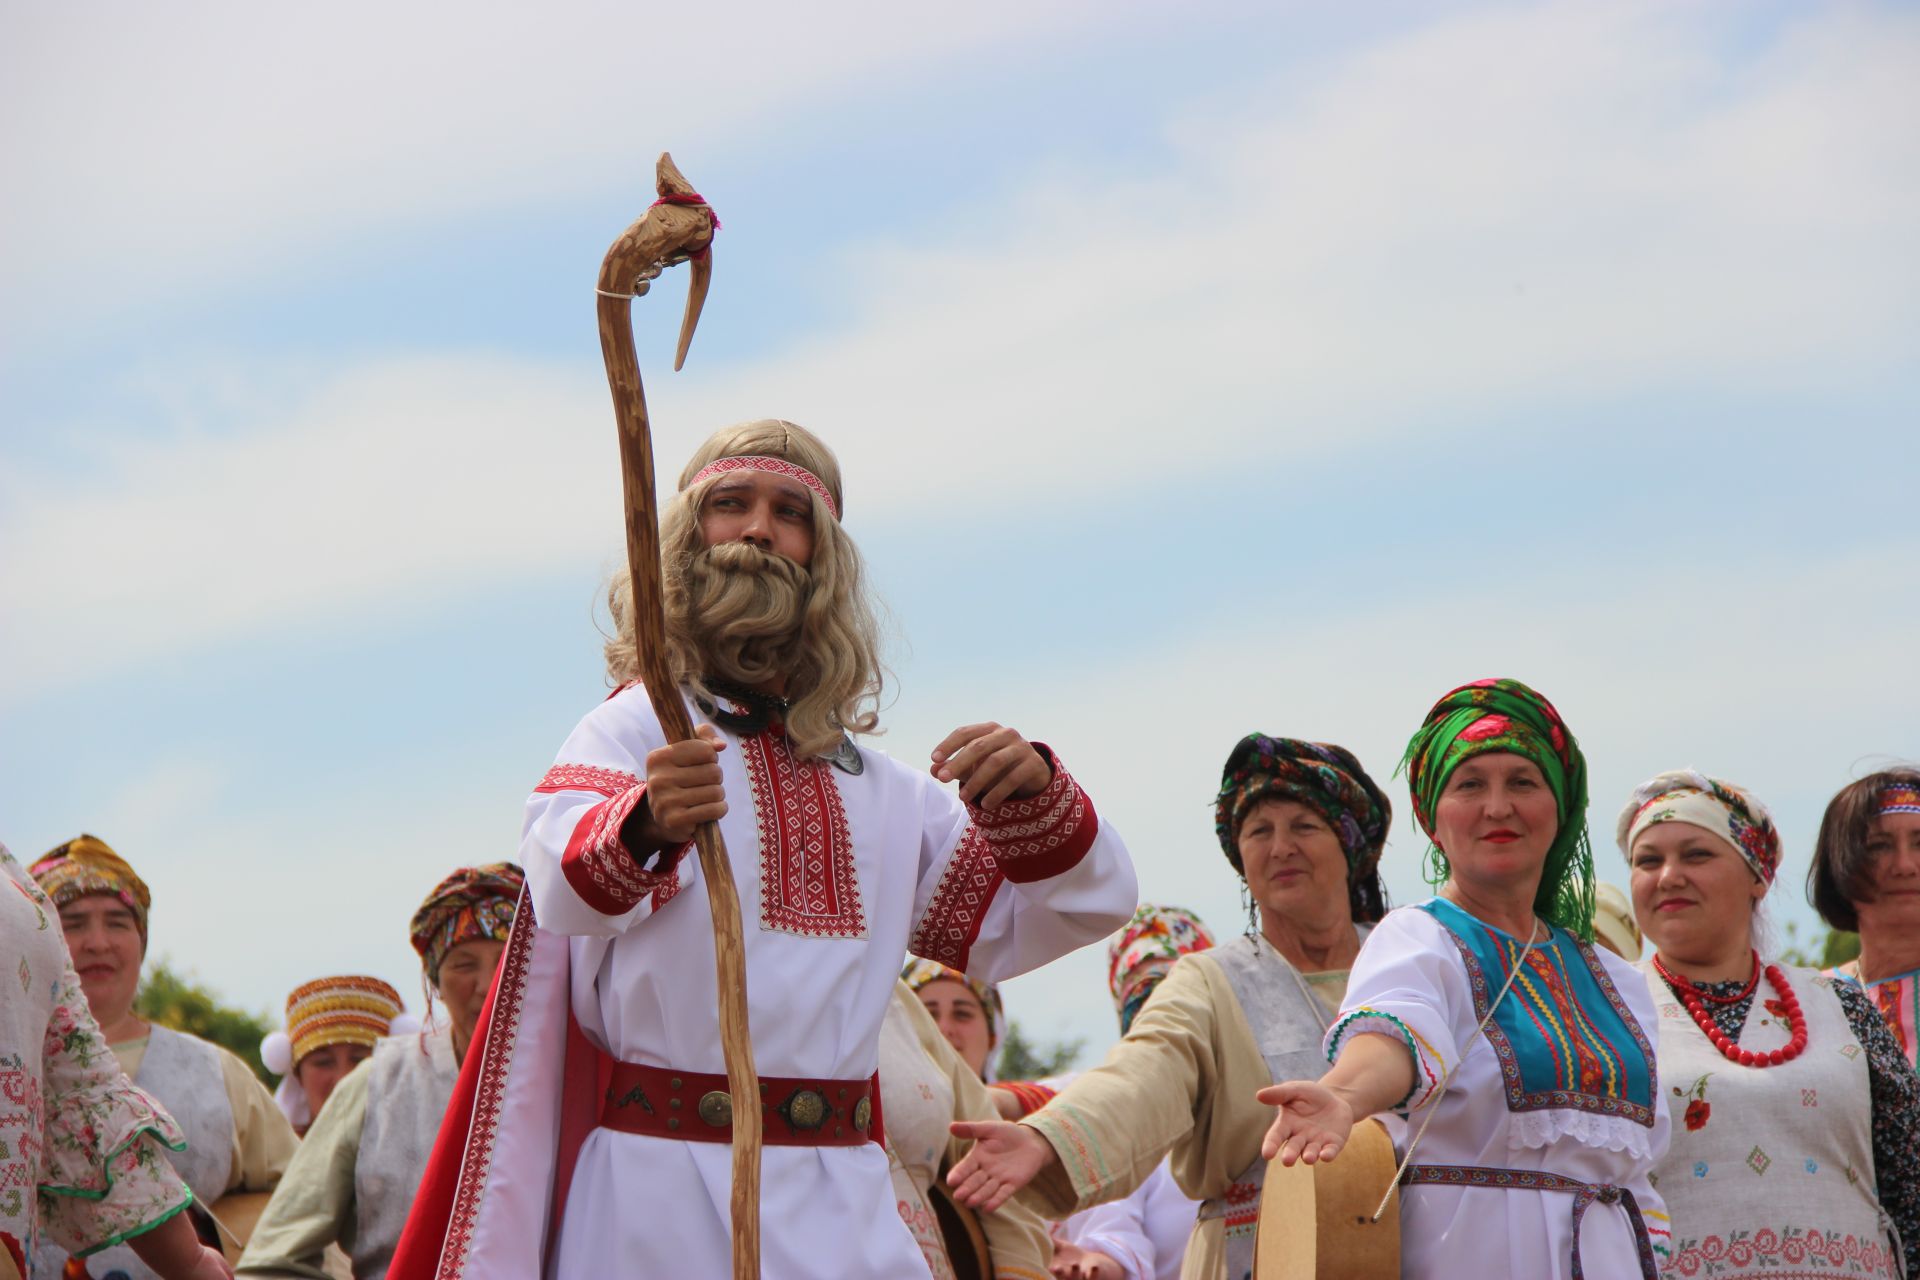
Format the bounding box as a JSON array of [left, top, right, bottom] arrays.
[[1654, 951, 1808, 1068]]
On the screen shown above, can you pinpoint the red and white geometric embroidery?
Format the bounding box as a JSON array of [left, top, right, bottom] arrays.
[[535, 763, 642, 798], [437, 895, 539, 1279], [741, 731, 865, 939], [910, 827, 1005, 971], [560, 785, 684, 916], [962, 753, 1099, 884]]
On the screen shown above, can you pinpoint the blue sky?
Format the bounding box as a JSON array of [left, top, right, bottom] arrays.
[[4, 0, 1916, 1062]]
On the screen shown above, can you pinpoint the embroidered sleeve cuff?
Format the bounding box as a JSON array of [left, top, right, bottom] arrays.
[[965, 744, 1099, 884], [1325, 1009, 1441, 1112], [560, 783, 690, 916]]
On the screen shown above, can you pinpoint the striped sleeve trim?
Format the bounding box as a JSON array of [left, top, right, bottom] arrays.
[[1325, 1008, 1442, 1110]]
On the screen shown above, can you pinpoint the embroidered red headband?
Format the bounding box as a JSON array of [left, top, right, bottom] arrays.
[[688, 455, 840, 521], [1877, 783, 1920, 816]]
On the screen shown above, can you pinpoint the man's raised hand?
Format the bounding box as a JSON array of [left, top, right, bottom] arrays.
[[637, 724, 729, 846], [945, 1119, 1056, 1213], [932, 723, 1051, 810]]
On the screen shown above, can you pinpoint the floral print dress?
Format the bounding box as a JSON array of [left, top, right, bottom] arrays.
[[1, 842, 191, 1273]]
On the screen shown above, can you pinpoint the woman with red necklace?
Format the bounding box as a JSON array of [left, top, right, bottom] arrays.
[[1621, 769, 1918, 1280]]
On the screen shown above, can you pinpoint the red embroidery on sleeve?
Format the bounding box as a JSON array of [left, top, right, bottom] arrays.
[[909, 827, 1005, 971], [559, 784, 685, 915], [741, 732, 865, 938], [535, 764, 642, 798], [965, 751, 1099, 884]]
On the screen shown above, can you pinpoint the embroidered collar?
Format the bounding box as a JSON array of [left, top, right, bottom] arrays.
[[693, 681, 862, 775]]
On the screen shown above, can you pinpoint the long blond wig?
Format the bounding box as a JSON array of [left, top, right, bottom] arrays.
[[605, 419, 886, 759]]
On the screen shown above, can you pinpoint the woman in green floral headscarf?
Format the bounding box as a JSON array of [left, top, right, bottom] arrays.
[[1256, 678, 1672, 1280]]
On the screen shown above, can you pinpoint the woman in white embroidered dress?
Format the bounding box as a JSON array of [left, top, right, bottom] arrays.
[[1621, 769, 1916, 1280], [0, 841, 232, 1280], [944, 735, 1399, 1280], [1260, 678, 1671, 1280]]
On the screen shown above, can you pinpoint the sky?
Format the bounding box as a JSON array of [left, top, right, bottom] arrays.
[[3, 0, 1916, 1068]]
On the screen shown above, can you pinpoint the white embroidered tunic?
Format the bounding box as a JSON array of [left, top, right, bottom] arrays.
[[1327, 900, 1672, 1280], [1643, 961, 1900, 1279], [524, 686, 1136, 1279]]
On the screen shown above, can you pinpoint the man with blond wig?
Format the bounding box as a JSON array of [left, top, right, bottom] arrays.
[[393, 420, 1137, 1280]]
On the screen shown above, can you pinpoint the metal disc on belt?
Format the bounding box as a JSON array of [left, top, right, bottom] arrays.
[[1253, 1118, 1401, 1279]]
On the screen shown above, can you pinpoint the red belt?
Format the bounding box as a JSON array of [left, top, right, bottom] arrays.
[[599, 1060, 883, 1147]]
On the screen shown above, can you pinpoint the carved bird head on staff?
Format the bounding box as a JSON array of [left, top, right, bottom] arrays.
[[597, 152, 719, 370]]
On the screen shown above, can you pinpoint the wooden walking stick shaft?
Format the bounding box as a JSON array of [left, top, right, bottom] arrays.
[[595, 155, 759, 1279]]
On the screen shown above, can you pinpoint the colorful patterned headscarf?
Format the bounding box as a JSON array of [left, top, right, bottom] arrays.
[[1215, 735, 1393, 921], [1878, 783, 1920, 817], [30, 834, 151, 939], [1616, 768, 1781, 886], [1399, 678, 1595, 940], [409, 863, 524, 986], [1107, 904, 1214, 1034], [901, 958, 1007, 1076]]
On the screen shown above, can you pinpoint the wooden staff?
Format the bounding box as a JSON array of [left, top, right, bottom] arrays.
[[595, 153, 759, 1279]]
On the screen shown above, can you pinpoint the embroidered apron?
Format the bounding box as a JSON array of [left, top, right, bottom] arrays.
[[1643, 962, 1902, 1279], [1197, 931, 1365, 1280]]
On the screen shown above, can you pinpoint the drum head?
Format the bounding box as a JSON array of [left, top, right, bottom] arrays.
[[1253, 1118, 1401, 1279]]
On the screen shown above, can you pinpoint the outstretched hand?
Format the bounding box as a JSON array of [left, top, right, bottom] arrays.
[[946, 1119, 1056, 1213], [1256, 1079, 1357, 1167], [932, 723, 1051, 810]]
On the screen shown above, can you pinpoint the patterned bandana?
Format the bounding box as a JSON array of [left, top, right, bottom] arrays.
[[687, 454, 840, 520], [901, 958, 1006, 1052], [1877, 783, 1920, 817], [29, 834, 151, 938], [1399, 678, 1595, 941], [1214, 735, 1393, 877], [1616, 768, 1781, 886], [409, 863, 525, 986], [1107, 904, 1215, 1034]]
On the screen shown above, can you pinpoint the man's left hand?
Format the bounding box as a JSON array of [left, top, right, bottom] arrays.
[[931, 723, 1050, 810]]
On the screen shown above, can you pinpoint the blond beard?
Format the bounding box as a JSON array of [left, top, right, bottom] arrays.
[[671, 542, 812, 688]]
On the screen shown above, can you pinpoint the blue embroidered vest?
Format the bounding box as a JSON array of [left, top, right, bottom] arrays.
[[1421, 897, 1655, 1126]]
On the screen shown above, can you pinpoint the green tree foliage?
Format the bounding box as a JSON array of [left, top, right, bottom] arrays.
[[995, 1019, 1084, 1082], [135, 959, 277, 1086]]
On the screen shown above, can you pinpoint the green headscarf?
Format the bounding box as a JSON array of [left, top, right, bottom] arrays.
[[1398, 678, 1595, 940]]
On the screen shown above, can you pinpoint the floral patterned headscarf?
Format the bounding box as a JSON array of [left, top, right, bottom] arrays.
[[1616, 769, 1781, 886], [409, 863, 524, 986], [1399, 678, 1595, 940], [1214, 734, 1393, 922], [1107, 904, 1214, 1034], [30, 834, 151, 940]]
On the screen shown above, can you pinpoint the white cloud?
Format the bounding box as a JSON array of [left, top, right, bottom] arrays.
[[0, 0, 1130, 340], [5, 2, 1916, 692]]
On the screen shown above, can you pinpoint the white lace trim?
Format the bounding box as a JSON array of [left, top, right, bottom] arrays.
[[1507, 1106, 1656, 1160]]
